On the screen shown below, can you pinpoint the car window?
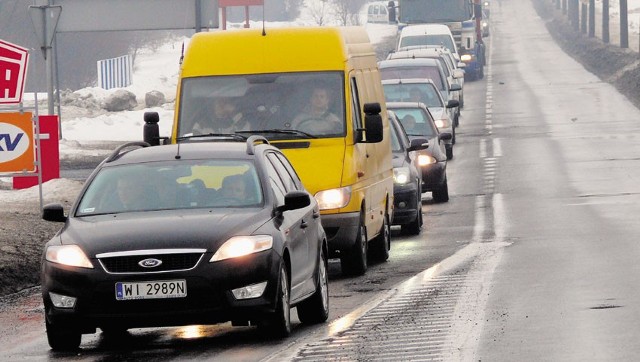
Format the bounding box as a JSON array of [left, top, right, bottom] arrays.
[[383, 83, 443, 108], [379, 66, 444, 91], [266, 152, 298, 192], [388, 115, 403, 152], [75, 159, 263, 215], [264, 158, 286, 205], [389, 108, 437, 138], [399, 34, 455, 53], [274, 153, 304, 190]]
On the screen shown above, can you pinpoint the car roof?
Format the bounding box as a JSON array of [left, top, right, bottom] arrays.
[[400, 24, 452, 36], [102, 138, 274, 167], [386, 101, 431, 111], [378, 58, 440, 67], [381, 78, 437, 86]]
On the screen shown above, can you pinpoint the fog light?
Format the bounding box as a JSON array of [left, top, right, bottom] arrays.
[[49, 292, 77, 308], [232, 281, 268, 300], [398, 201, 407, 208]]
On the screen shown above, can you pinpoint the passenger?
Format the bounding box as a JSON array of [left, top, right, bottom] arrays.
[[218, 174, 248, 203], [292, 86, 342, 133], [192, 97, 250, 134], [113, 177, 158, 211]]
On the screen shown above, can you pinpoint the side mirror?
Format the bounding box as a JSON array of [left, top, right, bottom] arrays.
[[408, 138, 429, 151], [439, 132, 453, 141], [446, 100, 460, 108], [453, 69, 465, 79], [361, 103, 384, 143], [457, 61, 466, 68], [277, 190, 311, 214], [143, 112, 161, 146], [42, 203, 67, 223], [449, 84, 462, 92]]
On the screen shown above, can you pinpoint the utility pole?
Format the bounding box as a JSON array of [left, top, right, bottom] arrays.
[[602, 0, 609, 43], [620, 0, 628, 48]]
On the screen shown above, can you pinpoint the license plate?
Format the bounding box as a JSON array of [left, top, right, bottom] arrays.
[[115, 280, 187, 300]]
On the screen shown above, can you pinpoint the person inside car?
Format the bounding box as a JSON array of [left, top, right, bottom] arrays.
[[192, 97, 250, 134], [292, 86, 342, 134]]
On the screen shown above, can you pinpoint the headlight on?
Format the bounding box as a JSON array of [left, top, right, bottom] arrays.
[[482, 22, 488, 27], [393, 167, 411, 184], [461, 54, 473, 62], [46, 245, 93, 269], [418, 153, 437, 166], [210, 235, 273, 262], [435, 118, 450, 128], [315, 186, 351, 210]]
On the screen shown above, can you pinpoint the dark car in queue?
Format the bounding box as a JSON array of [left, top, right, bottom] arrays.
[[388, 110, 429, 234], [41, 136, 329, 351], [386, 102, 452, 202]]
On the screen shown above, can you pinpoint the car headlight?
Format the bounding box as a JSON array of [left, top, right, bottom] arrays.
[[315, 186, 351, 210], [418, 153, 437, 166], [435, 118, 450, 129], [393, 167, 411, 185], [46, 245, 93, 269], [210, 235, 273, 262], [461, 54, 473, 62], [482, 22, 488, 27]]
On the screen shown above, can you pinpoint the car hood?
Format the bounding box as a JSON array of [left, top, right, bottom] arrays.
[[392, 152, 410, 168], [428, 107, 446, 120], [59, 208, 272, 256]]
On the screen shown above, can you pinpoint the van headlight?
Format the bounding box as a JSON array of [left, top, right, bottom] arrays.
[[210, 235, 273, 262], [393, 167, 411, 185], [46, 245, 94, 269], [461, 54, 473, 62], [315, 186, 351, 210]]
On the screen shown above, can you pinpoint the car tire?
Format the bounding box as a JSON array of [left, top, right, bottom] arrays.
[[402, 196, 422, 235], [340, 213, 367, 276], [432, 176, 449, 203], [297, 248, 329, 324], [46, 319, 81, 351], [370, 209, 390, 262], [259, 264, 291, 338], [446, 145, 454, 160]]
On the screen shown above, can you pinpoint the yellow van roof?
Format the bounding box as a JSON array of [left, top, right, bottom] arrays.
[[181, 26, 377, 77]]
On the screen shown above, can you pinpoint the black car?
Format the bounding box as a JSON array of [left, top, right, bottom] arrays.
[[388, 111, 429, 235], [387, 102, 452, 202], [41, 136, 329, 351]]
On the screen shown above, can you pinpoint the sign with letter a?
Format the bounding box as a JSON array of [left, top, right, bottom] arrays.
[[0, 112, 35, 173], [0, 39, 29, 105]]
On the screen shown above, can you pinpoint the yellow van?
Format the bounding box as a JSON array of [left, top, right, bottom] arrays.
[[144, 26, 393, 275]]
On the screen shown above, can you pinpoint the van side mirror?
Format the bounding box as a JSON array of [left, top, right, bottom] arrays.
[[143, 112, 161, 146], [361, 102, 383, 143]]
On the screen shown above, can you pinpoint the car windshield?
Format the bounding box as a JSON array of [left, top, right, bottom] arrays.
[[383, 83, 444, 108], [177, 71, 346, 140], [388, 108, 437, 138], [399, 35, 455, 54], [380, 66, 445, 91], [76, 160, 263, 216]]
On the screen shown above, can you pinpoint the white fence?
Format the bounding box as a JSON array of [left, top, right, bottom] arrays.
[[97, 54, 132, 90]]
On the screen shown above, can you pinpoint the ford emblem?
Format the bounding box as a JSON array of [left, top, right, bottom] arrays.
[[138, 258, 163, 268]]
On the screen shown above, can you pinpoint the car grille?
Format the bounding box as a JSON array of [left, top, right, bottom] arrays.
[[99, 252, 204, 274]]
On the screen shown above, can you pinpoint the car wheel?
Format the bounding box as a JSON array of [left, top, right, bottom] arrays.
[[446, 145, 454, 160], [46, 319, 81, 351], [402, 195, 422, 235], [432, 176, 450, 203], [370, 209, 390, 262], [297, 248, 329, 324], [340, 213, 367, 276], [259, 264, 291, 338]]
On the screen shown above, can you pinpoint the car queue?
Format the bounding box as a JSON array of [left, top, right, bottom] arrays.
[[39, 23, 474, 351]]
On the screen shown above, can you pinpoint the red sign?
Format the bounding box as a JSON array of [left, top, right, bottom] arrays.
[[0, 39, 29, 105], [13, 115, 60, 189]]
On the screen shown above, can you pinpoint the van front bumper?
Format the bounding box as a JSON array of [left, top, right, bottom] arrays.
[[320, 211, 360, 257]]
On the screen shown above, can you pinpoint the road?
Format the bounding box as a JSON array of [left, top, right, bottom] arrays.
[[3, 0, 640, 360]]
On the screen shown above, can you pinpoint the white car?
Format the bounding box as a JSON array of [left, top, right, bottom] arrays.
[[382, 78, 458, 160], [397, 24, 459, 59]]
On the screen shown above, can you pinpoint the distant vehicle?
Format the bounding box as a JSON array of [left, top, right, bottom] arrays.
[[382, 78, 458, 160], [367, 1, 397, 23], [481, 10, 490, 37], [397, 24, 459, 58], [387, 102, 451, 202], [41, 137, 329, 351], [387, 46, 466, 112], [388, 110, 429, 234], [378, 57, 461, 127]]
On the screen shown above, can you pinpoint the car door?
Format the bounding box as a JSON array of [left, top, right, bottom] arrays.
[[266, 152, 317, 300]]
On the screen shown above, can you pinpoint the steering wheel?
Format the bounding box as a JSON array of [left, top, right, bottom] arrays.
[[296, 118, 326, 133]]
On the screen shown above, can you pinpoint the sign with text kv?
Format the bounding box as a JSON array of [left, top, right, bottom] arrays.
[[0, 113, 35, 173], [0, 40, 29, 105]]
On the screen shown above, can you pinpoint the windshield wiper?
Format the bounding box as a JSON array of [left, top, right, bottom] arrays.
[[176, 133, 248, 142], [236, 129, 317, 139]]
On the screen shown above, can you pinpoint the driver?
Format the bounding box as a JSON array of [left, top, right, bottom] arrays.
[[292, 86, 342, 133]]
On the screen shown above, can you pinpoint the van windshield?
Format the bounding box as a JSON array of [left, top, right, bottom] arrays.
[[178, 72, 346, 140]]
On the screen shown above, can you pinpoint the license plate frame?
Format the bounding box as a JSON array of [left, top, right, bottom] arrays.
[[115, 280, 187, 301]]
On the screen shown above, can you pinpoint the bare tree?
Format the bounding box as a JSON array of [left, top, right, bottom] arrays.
[[332, 0, 367, 26], [307, 0, 330, 25]]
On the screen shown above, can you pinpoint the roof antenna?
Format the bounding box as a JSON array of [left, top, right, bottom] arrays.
[[262, 3, 266, 36], [175, 142, 182, 160], [179, 41, 185, 65]]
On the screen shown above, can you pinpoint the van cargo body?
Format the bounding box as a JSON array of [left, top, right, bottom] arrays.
[[169, 27, 394, 275]]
